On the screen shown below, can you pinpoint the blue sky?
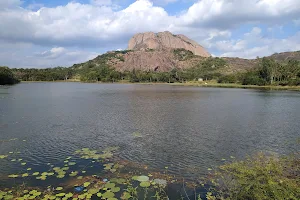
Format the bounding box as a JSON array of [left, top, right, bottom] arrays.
[[0, 0, 300, 68]]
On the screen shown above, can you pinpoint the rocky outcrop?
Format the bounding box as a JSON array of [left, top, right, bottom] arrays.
[[128, 31, 211, 57]]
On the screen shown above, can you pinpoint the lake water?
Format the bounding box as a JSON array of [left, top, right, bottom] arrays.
[[0, 83, 299, 190]]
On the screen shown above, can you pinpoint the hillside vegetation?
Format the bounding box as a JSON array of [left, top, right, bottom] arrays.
[[8, 50, 300, 86]]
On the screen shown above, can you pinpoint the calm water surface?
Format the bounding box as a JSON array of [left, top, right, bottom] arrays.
[[0, 83, 299, 187]]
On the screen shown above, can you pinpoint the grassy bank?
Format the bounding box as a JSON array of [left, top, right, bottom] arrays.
[[168, 81, 300, 91], [20, 80, 300, 91]]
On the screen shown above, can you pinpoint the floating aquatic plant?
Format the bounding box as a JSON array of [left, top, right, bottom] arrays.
[[8, 174, 19, 178], [0, 155, 8, 159], [83, 182, 91, 187], [136, 175, 149, 182], [102, 191, 115, 199], [140, 181, 151, 188]]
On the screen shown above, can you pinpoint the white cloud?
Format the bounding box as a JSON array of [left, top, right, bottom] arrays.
[[179, 0, 300, 28], [0, 0, 21, 9], [219, 28, 300, 58], [0, 0, 300, 67]]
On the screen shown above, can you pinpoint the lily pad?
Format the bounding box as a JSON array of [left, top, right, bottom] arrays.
[[65, 193, 73, 198], [88, 188, 99, 194], [111, 187, 120, 193], [121, 192, 132, 199], [68, 162, 76, 166], [0, 155, 8, 159], [83, 182, 91, 187], [8, 174, 19, 178], [56, 187, 63, 191], [104, 183, 115, 188], [102, 191, 115, 199], [56, 193, 66, 197], [97, 193, 102, 197], [136, 175, 149, 182], [140, 181, 151, 188]]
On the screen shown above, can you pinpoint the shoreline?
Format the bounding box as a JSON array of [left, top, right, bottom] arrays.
[[19, 81, 300, 91]]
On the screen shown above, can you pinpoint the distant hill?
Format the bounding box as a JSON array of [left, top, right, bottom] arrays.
[[71, 32, 299, 74], [269, 51, 300, 62]]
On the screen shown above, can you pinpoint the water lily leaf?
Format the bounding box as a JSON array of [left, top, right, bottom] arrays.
[[32, 172, 40, 176], [83, 182, 90, 187], [132, 176, 138, 180], [56, 187, 63, 191], [68, 162, 76, 166], [8, 174, 19, 178], [140, 181, 151, 188], [102, 191, 114, 199], [95, 193, 102, 198], [11, 159, 16, 162], [69, 171, 78, 177], [65, 193, 73, 198], [88, 188, 99, 194], [77, 176, 83, 180], [121, 192, 131, 199], [57, 174, 65, 178], [136, 176, 149, 182], [62, 167, 69, 171], [56, 193, 66, 197], [27, 168, 32, 171], [104, 183, 115, 189], [21, 162, 26, 166], [82, 171, 86, 173], [0, 155, 8, 159], [22, 173, 29, 177], [208, 168, 212, 171], [111, 187, 120, 193], [78, 194, 86, 199], [133, 132, 142, 138], [111, 178, 126, 184], [18, 159, 23, 161]]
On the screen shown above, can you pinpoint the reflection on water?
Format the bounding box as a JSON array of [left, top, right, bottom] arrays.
[[0, 83, 300, 186]]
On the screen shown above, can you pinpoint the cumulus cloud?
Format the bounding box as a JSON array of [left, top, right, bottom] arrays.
[[1, 0, 299, 48], [180, 0, 300, 28], [0, 0, 300, 67], [219, 28, 300, 58]]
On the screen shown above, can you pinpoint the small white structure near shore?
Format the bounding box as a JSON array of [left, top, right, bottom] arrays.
[[198, 78, 204, 82]]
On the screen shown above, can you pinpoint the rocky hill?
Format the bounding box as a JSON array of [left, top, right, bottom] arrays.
[[71, 32, 300, 74], [128, 31, 211, 57]]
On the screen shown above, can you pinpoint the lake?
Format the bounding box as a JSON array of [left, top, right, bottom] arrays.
[[0, 83, 299, 196]]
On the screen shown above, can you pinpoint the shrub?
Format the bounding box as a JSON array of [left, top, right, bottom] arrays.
[[218, 74, 237, 83], [210, 153, 300, 200], [0, 66, 19, 85]]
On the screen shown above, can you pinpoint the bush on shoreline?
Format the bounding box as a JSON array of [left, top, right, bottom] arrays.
[[207, 153, 300, 200], [0, 66, 19, 85]]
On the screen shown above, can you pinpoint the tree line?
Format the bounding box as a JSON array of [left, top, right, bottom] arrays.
[[2, 57, 300, 86], [0, 66, 20, 85], [218, 58, 300, 86]]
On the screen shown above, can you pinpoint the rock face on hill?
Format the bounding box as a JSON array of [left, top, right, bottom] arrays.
[[128, 31, 211, 57]]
